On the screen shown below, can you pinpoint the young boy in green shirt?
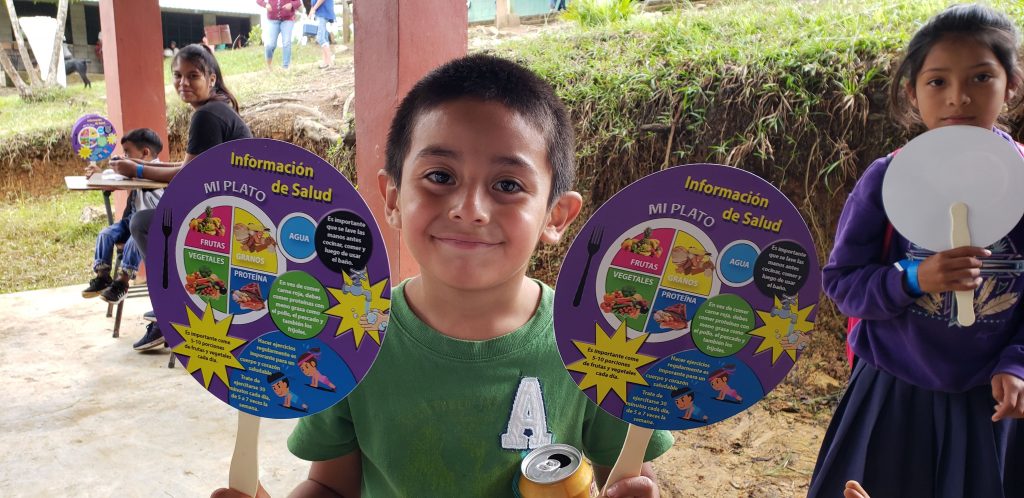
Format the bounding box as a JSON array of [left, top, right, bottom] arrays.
[[214, 54, 673, 498]]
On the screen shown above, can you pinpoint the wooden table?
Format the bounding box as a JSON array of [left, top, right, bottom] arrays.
[[65, 174, 169, 224]]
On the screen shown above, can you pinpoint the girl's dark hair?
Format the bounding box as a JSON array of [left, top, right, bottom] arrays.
[[890, 4, 1023, 127], [173, 44, 240, 113]]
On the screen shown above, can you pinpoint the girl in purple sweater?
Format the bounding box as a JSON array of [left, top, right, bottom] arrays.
[[809, 5, 1023, 498]]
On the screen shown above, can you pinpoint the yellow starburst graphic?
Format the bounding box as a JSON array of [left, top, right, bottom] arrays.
[[78, 146, 93, 159], [567, 321, 656, 404], [325, 272, 390, 348], [749, 296, 815, 364], [170, 303, 247, 389], [106, 133, 117, 144]]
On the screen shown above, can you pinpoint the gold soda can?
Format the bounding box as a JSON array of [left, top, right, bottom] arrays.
[[516, 444, 598, 498]]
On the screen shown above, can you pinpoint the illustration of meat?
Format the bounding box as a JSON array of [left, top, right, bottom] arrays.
[[654, 303, 689, 330], [232, 282, 266, 311]]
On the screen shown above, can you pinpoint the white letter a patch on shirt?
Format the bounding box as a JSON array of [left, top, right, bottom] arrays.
[[501, 377, 553, 450]]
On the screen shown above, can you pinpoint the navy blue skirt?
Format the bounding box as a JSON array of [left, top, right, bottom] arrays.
[[808, 361, 1022, 498]]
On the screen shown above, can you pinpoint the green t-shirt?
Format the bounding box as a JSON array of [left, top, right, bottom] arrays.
[[288, 279, 674, 497]]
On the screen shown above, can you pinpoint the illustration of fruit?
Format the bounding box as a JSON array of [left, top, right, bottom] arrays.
[[189, 206, 226, 236], [622, 227, 662, 258]]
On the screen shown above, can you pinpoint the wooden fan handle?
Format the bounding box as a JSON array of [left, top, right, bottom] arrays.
[[950, 202, 976, 326], [600, 424, 653, 496], [228, 411, 261, 497]]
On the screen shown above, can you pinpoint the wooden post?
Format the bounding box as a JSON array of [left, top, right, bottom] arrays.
[[495, 0, 520, 29], [341, 0, 352, 46], [353, 0, 467, 281], [98, 0, 169, 163]]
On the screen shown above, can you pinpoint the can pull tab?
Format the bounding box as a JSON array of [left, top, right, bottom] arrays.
[[535, 454, 572, 473]]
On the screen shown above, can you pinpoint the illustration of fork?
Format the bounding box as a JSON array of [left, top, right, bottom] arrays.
[[162, 208, 172, 289], [573, 227, 603, 307]]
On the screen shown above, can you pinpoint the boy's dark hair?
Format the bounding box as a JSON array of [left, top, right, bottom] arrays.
[[671, 387, 694, 400], [890, 4, 1022, 127], [173, 44, 241, 113], [267, 372, 288, 386], [121, 128, 163, 156], [384, 54, 575, 206]]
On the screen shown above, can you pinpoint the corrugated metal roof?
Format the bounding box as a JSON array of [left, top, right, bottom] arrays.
[[79, 0, 262, 16]]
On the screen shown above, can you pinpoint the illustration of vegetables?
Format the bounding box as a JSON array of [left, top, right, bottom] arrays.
[[621, 227, 662, 257], [599, 286, 650, 319], [185, 266, 228, 300]]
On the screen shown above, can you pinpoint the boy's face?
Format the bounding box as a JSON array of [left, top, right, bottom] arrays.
[[675, 395, 692, 410], [379, 99, 581, 292], [122, 142, 151, 161], [271, 380, 288, 397]]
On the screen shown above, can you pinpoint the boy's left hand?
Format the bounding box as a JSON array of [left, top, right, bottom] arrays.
[[604, 475, 659, 498], [991, 373, 1024, 421]]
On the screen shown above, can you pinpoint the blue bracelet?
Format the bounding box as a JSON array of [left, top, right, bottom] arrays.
[[136, 163, 144, 179], [899, 259, 923, 296]]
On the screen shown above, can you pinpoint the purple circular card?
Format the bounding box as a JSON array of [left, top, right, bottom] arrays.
[[72, 114, 117, 162], [555, 164, 819, 430], [148, 139, 391, 419]]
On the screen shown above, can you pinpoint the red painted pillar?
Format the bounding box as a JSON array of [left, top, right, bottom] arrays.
[[99, 0, 169, 164], [99, 0, 167, 280], [354, 1, 467, 282]]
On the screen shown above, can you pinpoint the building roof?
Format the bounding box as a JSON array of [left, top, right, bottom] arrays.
[[79, 0, 262, 16]]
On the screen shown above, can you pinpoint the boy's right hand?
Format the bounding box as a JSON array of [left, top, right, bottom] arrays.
[[84, 163, 100, 176], [917, 246, 990, 293], [211, 485, 270, 498]]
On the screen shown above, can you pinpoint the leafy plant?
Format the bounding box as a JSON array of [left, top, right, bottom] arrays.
[[247, 24, 264, 47], [562, 0, 638, 27]]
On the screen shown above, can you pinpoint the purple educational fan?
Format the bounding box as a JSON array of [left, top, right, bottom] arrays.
[[555, 164, 820, 430], [72, 114, 117, 162], [148, 139, 391, 419]]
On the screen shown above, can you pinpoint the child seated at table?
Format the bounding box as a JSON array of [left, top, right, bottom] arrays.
[[81, 128, 164, 305]]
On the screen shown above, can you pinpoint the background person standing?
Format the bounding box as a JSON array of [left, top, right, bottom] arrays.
[[256, 0, 301, 70], [309, 0, 336, 69]]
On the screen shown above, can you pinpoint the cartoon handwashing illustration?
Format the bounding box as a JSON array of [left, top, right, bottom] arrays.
[[770, 294, 811, 352]]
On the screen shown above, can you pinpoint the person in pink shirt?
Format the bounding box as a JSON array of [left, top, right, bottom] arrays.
[[256, 0, 301, 70]]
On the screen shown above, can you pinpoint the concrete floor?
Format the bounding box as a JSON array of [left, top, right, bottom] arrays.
[[0, 285, 311, 497]]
